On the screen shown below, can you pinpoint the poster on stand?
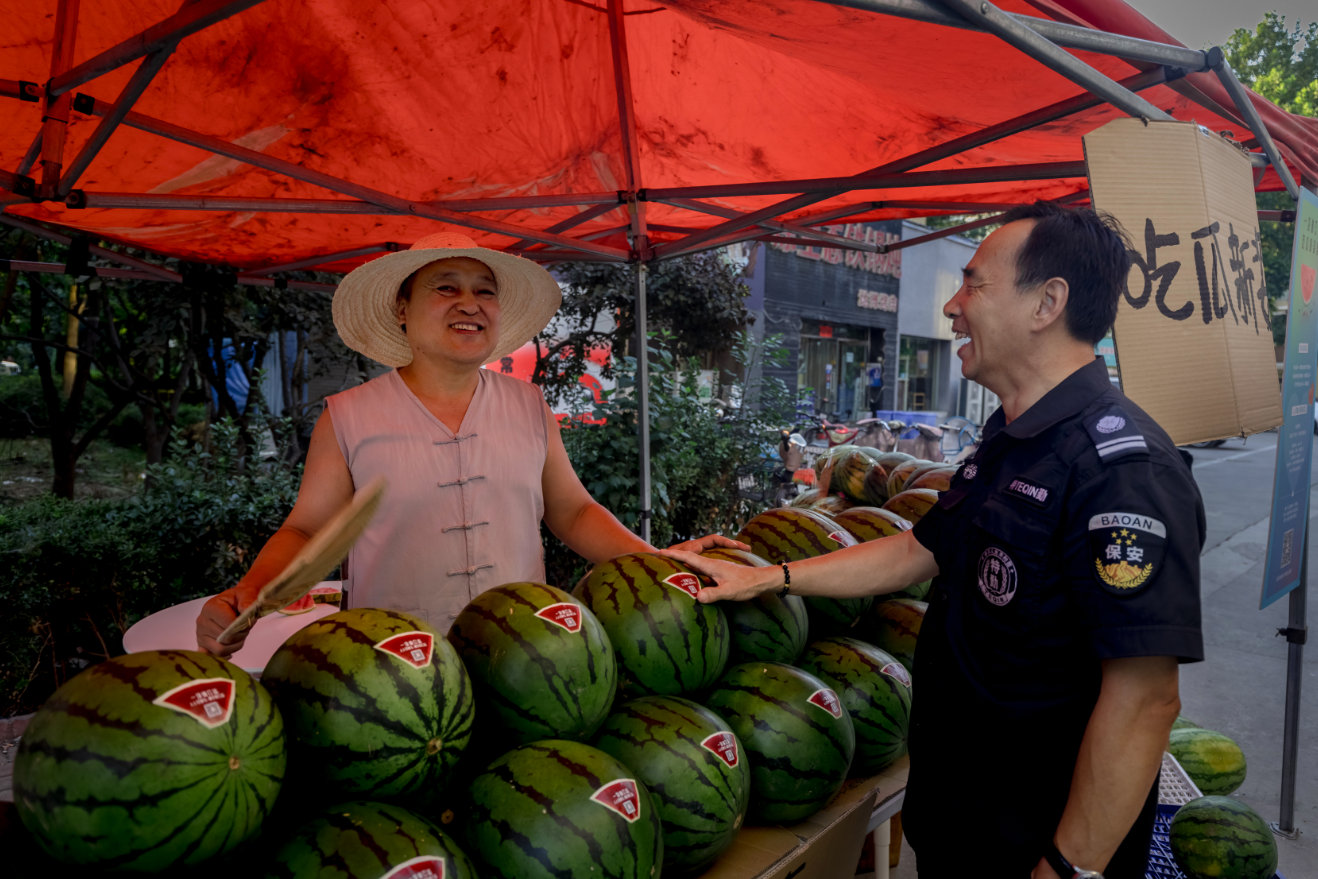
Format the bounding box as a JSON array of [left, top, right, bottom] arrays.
[[1262, 187, 1318, 609]]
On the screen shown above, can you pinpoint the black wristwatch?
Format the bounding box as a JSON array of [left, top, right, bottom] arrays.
[[1044, 842, 1104, 879]]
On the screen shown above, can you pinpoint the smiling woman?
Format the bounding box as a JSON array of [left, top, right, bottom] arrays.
[[195, 231, 740, 657]]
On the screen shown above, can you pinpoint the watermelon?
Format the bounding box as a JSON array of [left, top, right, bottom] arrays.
[[464, 739, 663, 879], [448, 581, 617, 745], [736, 507, 855, 564], [796, 637, 912, 775], [894, 578, 932, 602], [573, 552, 729, 697], [704, 661, 855, 823], [1171, 715, 1201, 731], [881, 487, 940, 525], [1168, 795, 1278, 879], [737, 507, 871, 635], [12, 650, 285, 872], [832, 506, 911, 543], [261, 608, 474, 807], [266, 800, 478, 879], [1167, 728, 1247, 796], [859, 598, 927, 676], [593, 695, 751, 872], [703, 545, 810, 663]]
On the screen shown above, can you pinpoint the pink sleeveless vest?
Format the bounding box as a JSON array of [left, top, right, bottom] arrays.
[[327, 368, 548, 630]]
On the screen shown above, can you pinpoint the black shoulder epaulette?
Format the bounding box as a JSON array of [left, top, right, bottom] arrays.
[[1084, 406, 1148, 461]]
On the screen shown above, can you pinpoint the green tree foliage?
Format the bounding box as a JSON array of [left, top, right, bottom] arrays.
[[1224, 12, 1317, 317], [0, 226, 345, 495], [534, 251, 750, 405], [0, 412, 301, 715], [545, 331, 794, 587]]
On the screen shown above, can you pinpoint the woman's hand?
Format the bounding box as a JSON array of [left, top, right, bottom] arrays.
[[660, 549, 783, 603], [664, 534, 749, 554], [195, 588, 253, 658]]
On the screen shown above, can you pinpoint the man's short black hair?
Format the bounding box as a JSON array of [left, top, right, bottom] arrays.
[[998, 202, 1132, 345]]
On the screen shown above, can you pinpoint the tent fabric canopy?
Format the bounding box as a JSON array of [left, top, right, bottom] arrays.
[[2, 0, 1316, 275]]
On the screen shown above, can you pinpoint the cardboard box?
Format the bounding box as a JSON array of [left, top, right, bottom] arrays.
[[699, 757, 908, 879], [1085, 119, 1282, 444]]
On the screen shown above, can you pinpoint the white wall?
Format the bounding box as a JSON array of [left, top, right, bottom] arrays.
[[897, 222, 975, 340]]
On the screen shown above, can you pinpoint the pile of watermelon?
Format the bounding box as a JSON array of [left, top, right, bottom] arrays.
[[1158, 717, 1276, 879], [9, 470, 939, 876]]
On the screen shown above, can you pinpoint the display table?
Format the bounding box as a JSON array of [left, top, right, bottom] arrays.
[[701, 756, 908, 879], [121, 584, 342, 674]]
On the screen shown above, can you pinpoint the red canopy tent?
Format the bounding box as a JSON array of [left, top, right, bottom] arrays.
[[1, 0, 1314, 284]]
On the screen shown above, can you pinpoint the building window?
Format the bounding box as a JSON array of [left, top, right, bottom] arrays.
[[797, 321, 870, 419], [897, 336, 938, 411]]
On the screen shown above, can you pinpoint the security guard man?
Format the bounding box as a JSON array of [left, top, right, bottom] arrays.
[[670, 202, 1204, 878]]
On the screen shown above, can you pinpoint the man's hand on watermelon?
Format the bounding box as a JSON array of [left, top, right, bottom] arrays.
[[661, 550, 781, 602]]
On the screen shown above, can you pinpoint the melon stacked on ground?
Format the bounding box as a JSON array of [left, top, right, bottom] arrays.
[[12, 650, 286, 873], [260, 607, 474, 810], [573, 552, 730, 697], [593, 695, 751, 872]]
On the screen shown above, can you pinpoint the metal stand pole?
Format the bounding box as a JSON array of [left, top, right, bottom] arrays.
[[1276, 515, 1307, 837], [635, 263, 652, 544]]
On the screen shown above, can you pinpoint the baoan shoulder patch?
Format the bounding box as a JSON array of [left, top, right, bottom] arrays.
[[1084, 407, 1147, 461], [1089, 511, 1165, 595]]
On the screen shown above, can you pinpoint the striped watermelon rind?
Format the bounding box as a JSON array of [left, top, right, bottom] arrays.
[[703, 661, 855, 823], [702, 546, 810, 664], [260, 608, 474, 807], [1167, 728, 1247, 796], [1168, 795, 1278, 879], [465, 739, 663, 879], [448, 581, 617, 745], [573, 552, 730, 697], [593, 695, 751, 872], [796, 637, 912, 776], [13, 650, 285, 872], [735, 507, 856, 564], [265, 800, 478, 879], [859, 597, 927, 677]]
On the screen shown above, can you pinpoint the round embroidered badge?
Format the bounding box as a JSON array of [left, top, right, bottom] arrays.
[[977, 546, 1017, 606], [1096, 415, 1126, 434]]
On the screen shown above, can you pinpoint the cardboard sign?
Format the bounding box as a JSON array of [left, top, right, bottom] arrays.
[[1085, 119, 1281, 444]]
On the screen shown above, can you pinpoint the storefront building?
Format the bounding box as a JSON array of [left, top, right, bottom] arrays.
[[741, 221, 903, 421], [741, 219, 996, 423]]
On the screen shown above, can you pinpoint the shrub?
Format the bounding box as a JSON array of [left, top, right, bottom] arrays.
[[546, 332, 791, 588], [0, 413, 301, 716]]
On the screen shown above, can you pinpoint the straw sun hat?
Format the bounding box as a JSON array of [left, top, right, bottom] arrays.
[[332, 231, 563, 367]]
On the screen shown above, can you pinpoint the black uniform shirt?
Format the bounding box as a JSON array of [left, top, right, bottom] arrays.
[[905, 357, 1204, 877]]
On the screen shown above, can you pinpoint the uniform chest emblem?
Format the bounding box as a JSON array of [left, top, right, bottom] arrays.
[[977, 546, 1017, 606], [1089, 512, 1166, 595], [963, 463, 978, 480]]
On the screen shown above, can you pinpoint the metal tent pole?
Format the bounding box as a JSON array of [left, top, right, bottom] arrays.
[[1276, 528, 1306, 835], [635, 263, 652, 544]]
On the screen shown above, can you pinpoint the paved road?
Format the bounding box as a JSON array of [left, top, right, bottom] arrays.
[[1178, 431, 1317, 879]]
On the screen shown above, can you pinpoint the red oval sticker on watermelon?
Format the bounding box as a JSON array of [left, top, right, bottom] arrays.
[[828, 530, 857, 546], [881, 661, 913, 688], [535, 603, 582, 633], [663, 572, 701, 599], [591, 779, 642, 822], [152, 678, 235, 729], [807, 688, 844, 718], [701, 731, 739, 767], [379, 856, 446, 879], [374, 632, 434, 669]]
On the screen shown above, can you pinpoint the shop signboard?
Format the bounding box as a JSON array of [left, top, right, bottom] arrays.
[[1084, 119, 1281, 445]]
